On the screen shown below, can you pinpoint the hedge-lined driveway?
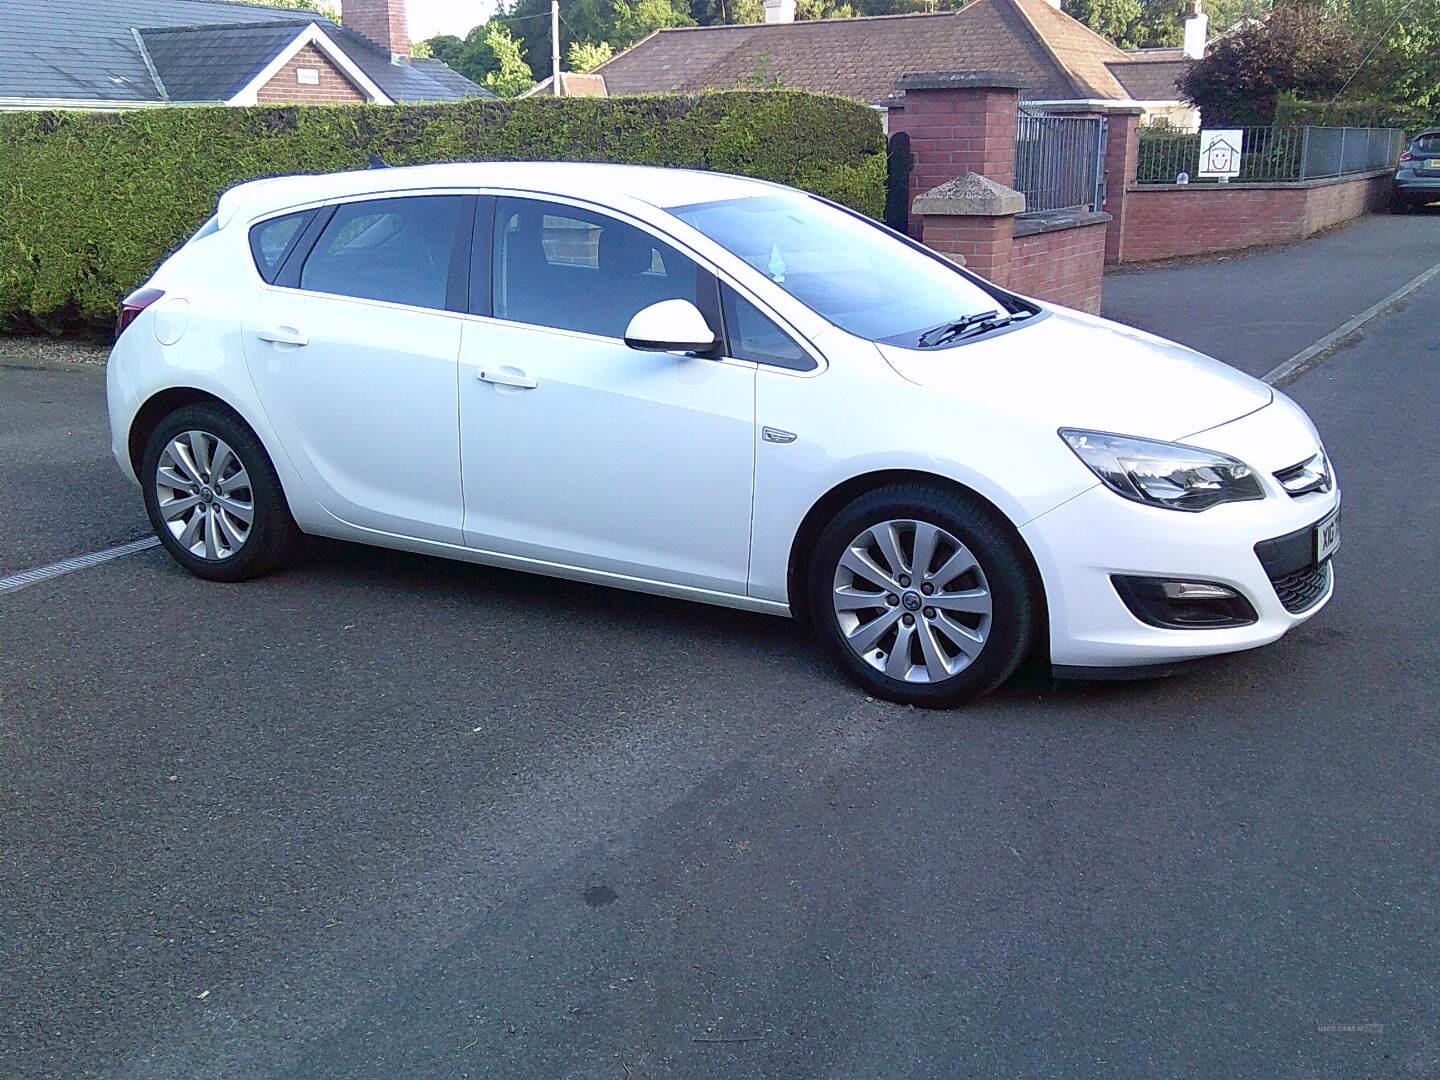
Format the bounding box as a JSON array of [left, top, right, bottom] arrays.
[[4, 259, 1438, 1078]]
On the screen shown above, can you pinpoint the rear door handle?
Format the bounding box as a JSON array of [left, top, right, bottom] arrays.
[[257, 326, 308, 347], [477, 367, 538, 390]]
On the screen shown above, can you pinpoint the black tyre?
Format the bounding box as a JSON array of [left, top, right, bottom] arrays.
[[807, 484, 1040, 707], [140, 403, 301, 582]]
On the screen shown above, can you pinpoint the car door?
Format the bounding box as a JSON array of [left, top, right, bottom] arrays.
[[456, 195, 756, 595], [242, 194, 475, 544]]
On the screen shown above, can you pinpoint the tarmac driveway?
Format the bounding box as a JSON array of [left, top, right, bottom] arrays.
[[3, 218, 1438, 1078]]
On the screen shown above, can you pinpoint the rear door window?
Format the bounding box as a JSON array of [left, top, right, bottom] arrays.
[[249, 210, 314, 283], [300, 195, 469, 311], [491, 196, 705, 340]]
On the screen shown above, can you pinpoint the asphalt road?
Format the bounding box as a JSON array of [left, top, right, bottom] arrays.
[[1102, 209, 1440, 377], [3, 251, 1438, 1078]]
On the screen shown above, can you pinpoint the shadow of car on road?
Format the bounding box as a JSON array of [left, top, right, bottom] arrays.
[[132, 533, 1315, 717]]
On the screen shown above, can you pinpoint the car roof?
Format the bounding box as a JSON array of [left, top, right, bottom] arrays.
[[216, 161, 788, 228]]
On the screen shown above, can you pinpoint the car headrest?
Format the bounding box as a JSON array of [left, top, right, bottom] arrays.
[[598, 225, 657, 277]]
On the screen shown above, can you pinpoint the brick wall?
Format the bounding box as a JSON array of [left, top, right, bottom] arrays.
[[257, 44, 367, 104], [1010, 217, 1108, 312], [921, 215, 1015, 285], [1114, 171, 1392, 263], [887, 73, 1023, 238]]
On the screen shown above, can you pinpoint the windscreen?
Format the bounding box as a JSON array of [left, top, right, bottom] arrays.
[[668, 193, 1009, 345]]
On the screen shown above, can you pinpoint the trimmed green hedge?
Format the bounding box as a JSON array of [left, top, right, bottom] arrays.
[[0, 91, 886, 333]]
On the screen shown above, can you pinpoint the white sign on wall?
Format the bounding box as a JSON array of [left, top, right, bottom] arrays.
[[1198, 129, 1244, 179]]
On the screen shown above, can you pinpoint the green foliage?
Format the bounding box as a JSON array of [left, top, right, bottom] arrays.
[[234, 0, 340, 17], [1062, 0, 1267, 52], [0, 92, 885, 333], [798, 0, 859, 18], [612, 0, 697, 43], [742, 54, 787, 88], [1178, 3, 1357, 124], [480, 25, 537, 98], [1332, 0, 1440, 119], [567, 40, 616, 72], [1065, 0, 1145, 47], [1274, 93, 1426, 129]]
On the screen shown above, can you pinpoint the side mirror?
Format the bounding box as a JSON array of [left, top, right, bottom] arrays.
[[623, 299, 717, 354]]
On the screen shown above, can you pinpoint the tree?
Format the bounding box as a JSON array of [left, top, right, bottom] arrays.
[[1334, 0, 1440, 117], [480, 24, 536, 97], [567, 40, 616, 71], [612, 0, 697, 44], [798, 0, 859, 17], [424, 33, 466, 68], [1065, 0, 1146, 47], [1178, 2, 1358, 124]]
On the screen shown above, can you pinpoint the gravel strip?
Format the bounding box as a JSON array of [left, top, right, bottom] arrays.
[[0, 334, 110, 368]]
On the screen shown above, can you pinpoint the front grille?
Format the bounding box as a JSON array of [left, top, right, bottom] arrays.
[[1273, 453, 1332, 497], [1269, 561, 1332, 613]]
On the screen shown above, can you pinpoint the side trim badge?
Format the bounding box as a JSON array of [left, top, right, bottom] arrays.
[[762, 427, 797, 444]]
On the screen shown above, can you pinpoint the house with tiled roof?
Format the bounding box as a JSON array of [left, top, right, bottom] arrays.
[[0, 0, 491, 111], [589, 0, 1205, 128]]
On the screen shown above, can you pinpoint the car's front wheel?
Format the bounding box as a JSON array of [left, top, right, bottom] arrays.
[[140, 403, 300, 582], [807, 484, 1040, 707]]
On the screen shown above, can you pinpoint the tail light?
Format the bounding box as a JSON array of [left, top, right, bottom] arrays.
[[117, 287, 165, 339], [1399, 150, 1414, 162]]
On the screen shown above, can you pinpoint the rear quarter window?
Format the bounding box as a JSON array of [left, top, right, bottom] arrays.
[[249, 210, 315, 283]]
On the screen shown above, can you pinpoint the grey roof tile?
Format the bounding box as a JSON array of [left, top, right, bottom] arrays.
[[0, 0, 491, 104]]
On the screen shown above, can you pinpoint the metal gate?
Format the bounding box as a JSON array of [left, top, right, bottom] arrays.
[[1014, 111, 1107, 214]]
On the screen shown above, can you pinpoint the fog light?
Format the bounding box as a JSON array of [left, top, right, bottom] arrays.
[[1160, 581, 1238, 601], [1112, 575, 1258, 629]]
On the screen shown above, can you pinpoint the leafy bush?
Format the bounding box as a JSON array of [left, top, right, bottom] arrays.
[[0, 91, 885, 333], [1178, 3, 1357, 126], [1275, 94, 1429, 132]]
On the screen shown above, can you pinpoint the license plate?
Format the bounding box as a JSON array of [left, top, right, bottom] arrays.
[[1426, 159, 1440, 169], [1314, 509, 1340, 562]]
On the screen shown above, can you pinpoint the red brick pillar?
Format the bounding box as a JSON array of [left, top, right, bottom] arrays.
[[1100, 106, 1142, 264], [888, 71, 1025, 238], [915, 173, 1025, 287]]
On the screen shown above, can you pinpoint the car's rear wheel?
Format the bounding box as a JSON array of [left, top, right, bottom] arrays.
[[140, 404, 300, 582], [807, 484, 1039, 707]]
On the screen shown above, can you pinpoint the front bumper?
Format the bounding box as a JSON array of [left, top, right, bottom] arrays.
[[1021, 403, 1339, 670]]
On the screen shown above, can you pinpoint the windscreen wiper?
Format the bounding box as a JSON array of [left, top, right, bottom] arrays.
[[916, 308, 1028, 348]]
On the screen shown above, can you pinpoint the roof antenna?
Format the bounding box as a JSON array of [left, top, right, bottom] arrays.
[[368, 153, 391, 169]]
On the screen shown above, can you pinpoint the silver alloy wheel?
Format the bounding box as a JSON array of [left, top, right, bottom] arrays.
[[154, 430, 253, 561], [832, 518, 993, 683]]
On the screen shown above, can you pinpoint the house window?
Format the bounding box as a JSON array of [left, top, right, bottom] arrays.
[[296, 68, 321, 86]]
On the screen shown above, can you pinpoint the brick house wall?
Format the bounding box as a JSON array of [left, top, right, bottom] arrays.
[[1114, 171, 1392, 263], [257, 43, 367, 104]]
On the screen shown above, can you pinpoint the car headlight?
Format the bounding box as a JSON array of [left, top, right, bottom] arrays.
[[1059, 429, 1264, 512]]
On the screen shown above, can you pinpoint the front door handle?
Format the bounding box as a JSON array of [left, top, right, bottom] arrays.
[[477, 367, 538, 390], [257, 325, 308, 347]]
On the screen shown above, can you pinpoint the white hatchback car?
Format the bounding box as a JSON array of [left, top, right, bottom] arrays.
[[109, 162, 1339, 706]]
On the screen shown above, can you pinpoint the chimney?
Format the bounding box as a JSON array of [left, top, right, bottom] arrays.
[[344, 0, 411, 64], [1183, 0, 1208, 59], [763, 0, 796, 23]]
